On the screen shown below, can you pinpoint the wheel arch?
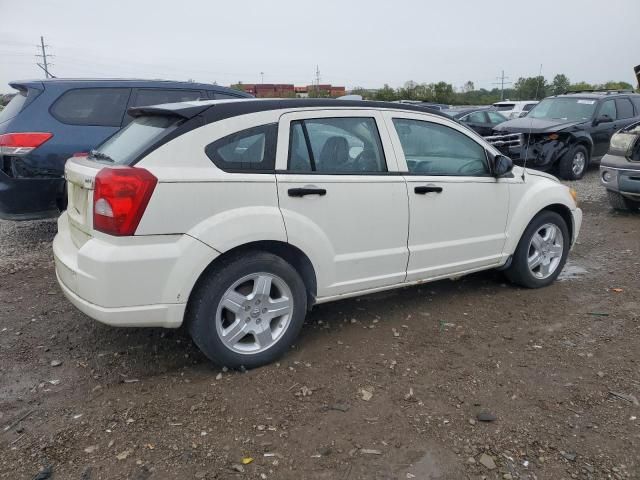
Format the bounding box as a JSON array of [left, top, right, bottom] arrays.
[[541, 203, 574, 244], [187, 240, 318, 314]]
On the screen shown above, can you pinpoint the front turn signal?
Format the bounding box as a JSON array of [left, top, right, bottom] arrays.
[[569, 187, 578, 206]]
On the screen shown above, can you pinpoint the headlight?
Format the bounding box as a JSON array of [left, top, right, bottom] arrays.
[[547, 133, 559, 141], [609, 131, 639, 157]]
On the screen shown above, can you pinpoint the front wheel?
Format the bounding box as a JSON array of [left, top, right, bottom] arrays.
[[504, 211, 570, 288], [188, 252, 308, 369], [557, 144, 589, 180]]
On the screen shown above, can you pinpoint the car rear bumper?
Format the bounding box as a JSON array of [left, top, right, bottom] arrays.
[[0, 170, 63, 220], [53, 212, 219, 328]]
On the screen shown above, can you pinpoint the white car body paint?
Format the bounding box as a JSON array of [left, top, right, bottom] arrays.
[[54, 102, 582, 329]]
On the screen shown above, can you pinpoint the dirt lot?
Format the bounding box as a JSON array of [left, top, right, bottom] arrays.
[[1, 169, 639, 480]]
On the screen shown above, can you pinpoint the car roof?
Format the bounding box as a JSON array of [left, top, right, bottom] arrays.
[[129, 98, 454, 122], [552, 91, 639, 100], [8, 78, 250, 94]]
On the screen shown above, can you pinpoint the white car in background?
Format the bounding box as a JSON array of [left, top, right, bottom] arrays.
[[492, 100, 539, 119], [53, 99, 582, 368]]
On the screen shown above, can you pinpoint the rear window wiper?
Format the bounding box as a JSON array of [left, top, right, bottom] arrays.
[[89, 150, 115, 163]]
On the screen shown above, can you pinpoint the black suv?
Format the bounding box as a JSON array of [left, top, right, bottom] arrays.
[[0, 79, 251, 220], [489, 90, 640, 180]]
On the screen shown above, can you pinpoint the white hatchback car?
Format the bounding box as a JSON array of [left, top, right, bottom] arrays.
[[54, 99, 582, 368]]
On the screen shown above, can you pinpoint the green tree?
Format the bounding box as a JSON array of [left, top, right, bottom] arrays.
[[599, 81, 634, 91], [432, 82, 455, 103], [568, 81, 593, 92], [551, 74, 571, 95], [462, 81, 475, 93], [372, 84, 398, 101], [513, 76, 548, 100]]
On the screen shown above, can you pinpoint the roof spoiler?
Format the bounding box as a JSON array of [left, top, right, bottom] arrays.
[[128, 103, 212, 119], [8, 80, 45, 93]]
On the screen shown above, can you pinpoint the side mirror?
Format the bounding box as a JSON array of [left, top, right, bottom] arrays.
[[595, 114, 613, 125], [492, 154, 513, 177]]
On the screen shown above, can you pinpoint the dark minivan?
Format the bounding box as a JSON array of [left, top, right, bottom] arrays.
[[0, 79, 251, 220]]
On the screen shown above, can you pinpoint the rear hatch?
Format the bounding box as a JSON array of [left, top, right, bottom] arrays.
[[65, 157, 103, 247], [62, 112, 186, 246]]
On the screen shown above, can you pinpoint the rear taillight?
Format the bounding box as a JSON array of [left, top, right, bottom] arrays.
[[93, 167, 157, 236], [0, 132, 53, 155]]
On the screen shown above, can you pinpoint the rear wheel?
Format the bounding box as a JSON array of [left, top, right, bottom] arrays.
[[505, 211, 570, 288], [188, 252, 307, 369], [558, 144, 589, 180], [607, 190, 640, 212]]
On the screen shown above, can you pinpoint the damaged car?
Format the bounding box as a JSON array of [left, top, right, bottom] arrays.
[[488, 90, 640, 180]]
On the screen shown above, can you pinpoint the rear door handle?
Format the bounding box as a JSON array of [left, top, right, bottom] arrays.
[[288, 187, 327, 197], [414, 186, 443, 194]]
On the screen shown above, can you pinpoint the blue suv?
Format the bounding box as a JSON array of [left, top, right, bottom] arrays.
[[0, 79, 251, 220]]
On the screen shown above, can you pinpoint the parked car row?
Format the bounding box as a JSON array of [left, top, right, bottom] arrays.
[[0, 79, 251, 220], [487, 90, 640, 180]]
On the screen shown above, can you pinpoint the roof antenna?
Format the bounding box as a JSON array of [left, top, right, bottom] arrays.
[[521, 64, 543, 181]]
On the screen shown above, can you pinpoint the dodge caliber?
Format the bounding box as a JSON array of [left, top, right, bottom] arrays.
[[53, 99, 582, 368]]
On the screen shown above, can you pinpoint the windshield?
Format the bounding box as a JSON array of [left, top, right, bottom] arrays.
[[0, 91, 27, 124], [527, 98, 596, 122], [91, 115, 180, 165]]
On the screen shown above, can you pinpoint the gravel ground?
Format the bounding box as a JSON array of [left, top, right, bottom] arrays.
[[1, 168, 639, 480]]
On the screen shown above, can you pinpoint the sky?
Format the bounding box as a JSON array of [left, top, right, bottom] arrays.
[[1, 0, 639, 93]]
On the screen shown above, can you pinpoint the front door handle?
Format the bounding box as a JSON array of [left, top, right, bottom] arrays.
[[414, 185, 443, 194], [288, 187, 327, 197]]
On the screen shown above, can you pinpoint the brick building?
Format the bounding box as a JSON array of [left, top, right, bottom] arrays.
[[236, 83, 346, 98]]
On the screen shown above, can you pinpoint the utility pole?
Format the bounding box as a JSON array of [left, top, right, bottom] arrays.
[[314, 65, 321, 94], [260, 71, 264, 84], [493, 70, 511, 100], [35, 36, 54, 78]]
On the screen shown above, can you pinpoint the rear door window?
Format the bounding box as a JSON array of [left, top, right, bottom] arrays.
[[615, 98, 634, 119], [288, 117, 387, 173], [465, 111, 487, 123], [132, 89, 203, 107], [50, 88, 131, 126]]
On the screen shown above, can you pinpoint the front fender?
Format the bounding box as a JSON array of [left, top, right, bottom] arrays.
[[504, 178, 577, 254]]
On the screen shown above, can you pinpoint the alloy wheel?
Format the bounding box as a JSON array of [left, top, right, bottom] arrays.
[[215, 273, 293, 354], [527, 223, 564, 279]]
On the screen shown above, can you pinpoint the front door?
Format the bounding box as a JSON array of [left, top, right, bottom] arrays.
[[592, 99, 618, 157], [383, 111, 510, 281], [275, 110, 409, 298]]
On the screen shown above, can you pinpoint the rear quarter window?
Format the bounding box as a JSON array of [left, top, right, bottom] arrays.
[[205, 124, 278, 172], [0, 91, 27, 124], [51, 88, 131, 126]]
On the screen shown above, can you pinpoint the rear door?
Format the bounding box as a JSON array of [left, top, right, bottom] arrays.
[[275, 109, 409, 298], [383, 111, 510, 281]]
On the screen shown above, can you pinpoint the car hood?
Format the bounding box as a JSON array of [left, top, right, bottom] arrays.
[[493, 117, 585, 134]]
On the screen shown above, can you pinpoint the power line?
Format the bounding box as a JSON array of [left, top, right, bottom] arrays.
[[492, 70, 511, 100], [35, 36, 54, 78]]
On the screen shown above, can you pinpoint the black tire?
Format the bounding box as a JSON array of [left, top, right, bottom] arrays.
[[504, 210, 570, 288], [607, 190, 640, 212], [557, 144, 589, 180], [187, 251, 307, 369]]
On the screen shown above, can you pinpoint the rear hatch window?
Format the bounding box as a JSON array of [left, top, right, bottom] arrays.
[[0, 91, 27, 124], [89, 115, 180, 165], [493, 103, 515, 111]]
